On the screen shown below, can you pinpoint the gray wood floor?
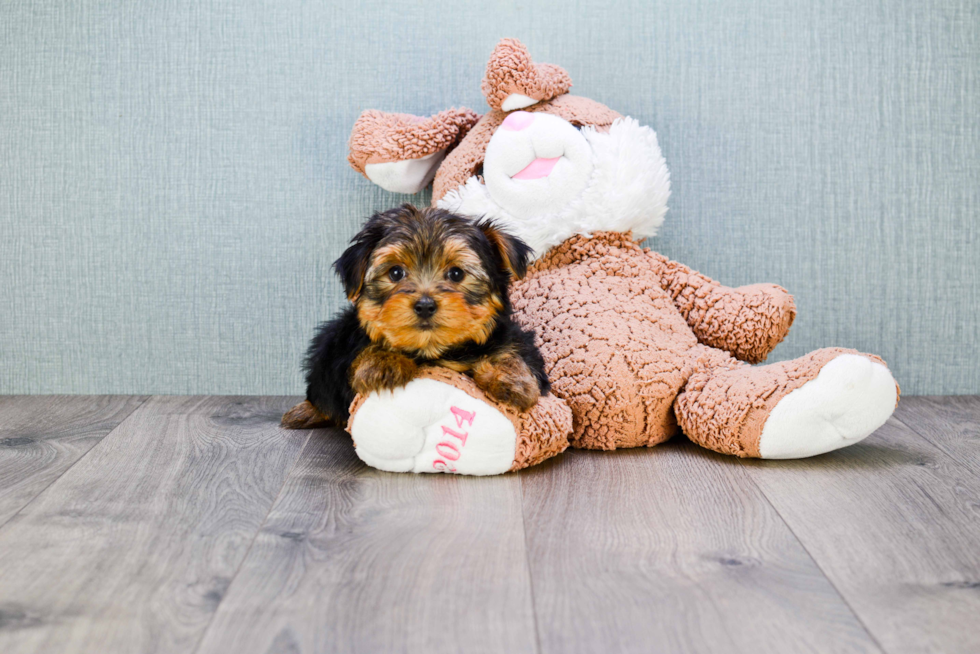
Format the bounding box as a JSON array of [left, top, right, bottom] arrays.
[[0, 396, 977, 654]]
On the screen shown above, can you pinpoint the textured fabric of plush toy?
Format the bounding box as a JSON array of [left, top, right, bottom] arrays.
[[347, 366, 571, 473], [675, 346, 893, 457], [508, 389, 573, 470], [646, 253, 797, 364], [433, 95, 622, 203], [348, 107, 480, 173], [348, 95, 622, 204], [440, 116, 671, 257], [511, 231, 794, 449], [481, 38, 572, 111], [511, 231, 895, 454]]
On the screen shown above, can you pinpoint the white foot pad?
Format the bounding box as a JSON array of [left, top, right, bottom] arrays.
[[364, 150, 447, 195], [759, 354, 898, 459], [349, 379, 518, 475]]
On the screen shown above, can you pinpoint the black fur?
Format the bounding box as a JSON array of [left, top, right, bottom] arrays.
[[334, 215, 389, 300], [302, 305, 372, 424], [301, 204, 549, 424], [477, 217, 532, 280]]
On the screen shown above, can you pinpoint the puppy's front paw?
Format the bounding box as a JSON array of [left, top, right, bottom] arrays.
[[351, 346, 419, 395], [473, 354, 541, 411]]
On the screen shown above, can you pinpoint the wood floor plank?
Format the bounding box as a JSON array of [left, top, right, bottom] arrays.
[[195, 427, 538, 654], [0, 395, 308, 654], [520, 444, 880, 654], [740, 417, 980, 654], [0, 395, 147, 526], [893, 396, 980, 473]]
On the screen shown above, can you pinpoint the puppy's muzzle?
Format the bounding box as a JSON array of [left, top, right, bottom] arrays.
[[413, 296, 437, 319]]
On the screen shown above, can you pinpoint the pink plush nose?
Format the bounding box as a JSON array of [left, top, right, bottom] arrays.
[[501, 111, 535, 131]]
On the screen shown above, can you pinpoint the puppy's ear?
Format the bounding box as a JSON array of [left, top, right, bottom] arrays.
[[334, 211, 392, 301], [478, 220, 532, 280]]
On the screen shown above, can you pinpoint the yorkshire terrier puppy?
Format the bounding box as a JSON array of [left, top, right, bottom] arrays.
[[281, 204, 550, 429]]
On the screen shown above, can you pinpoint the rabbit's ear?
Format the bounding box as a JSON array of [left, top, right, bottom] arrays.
[[348, 108, 480, 194], [481, 39, 572, 112]]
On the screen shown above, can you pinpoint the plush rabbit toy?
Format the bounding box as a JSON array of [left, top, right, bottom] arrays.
[[342, 39, 899, 475]]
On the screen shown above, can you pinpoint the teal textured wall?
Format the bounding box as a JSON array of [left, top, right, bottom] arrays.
[[1, 0, 977, 394]]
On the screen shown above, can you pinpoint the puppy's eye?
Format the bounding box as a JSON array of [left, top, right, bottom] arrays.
[[388, 266, 406, 282], [446, 267, 466, 283]]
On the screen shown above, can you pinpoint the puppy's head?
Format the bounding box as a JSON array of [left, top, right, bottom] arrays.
[[335, 204, 531, 359]]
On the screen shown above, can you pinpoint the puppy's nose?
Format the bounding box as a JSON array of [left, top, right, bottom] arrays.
[[413, 296, 437, 318], [501, 111, 535, 131]]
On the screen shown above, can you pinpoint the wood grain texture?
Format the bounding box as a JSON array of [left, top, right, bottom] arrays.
[[0, 396, 309, 654], [2, 395, 978, 653], [195, 427, 538, 654], [0, 395, 147, 526], [893, 396, 980, 473], [520, 444, 880, 654], [741, 417, 980, 654]]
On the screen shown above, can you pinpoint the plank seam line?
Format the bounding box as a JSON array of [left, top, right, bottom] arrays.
[[892, 401, 979, 477], [190, 424, 314, 654], [890, 407, 980, 482], [518, 471, 544, 654], [737, 461, 888, 654], [0, 394, 152, 532]]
